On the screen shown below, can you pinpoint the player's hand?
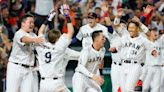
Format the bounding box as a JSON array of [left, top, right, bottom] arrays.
[[92, 74, 104, 86], [34, 37, 45, 44], [117, 8, 124, 18], [101, 2, 108, 13], [132, 16, 142, 26], [143, 5, 154, 15], [108, 47, 117, 53], [60, 4, 70, 17], [47, 8, 56, 21]]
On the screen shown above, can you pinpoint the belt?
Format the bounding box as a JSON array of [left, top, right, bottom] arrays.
[[123, 60, 138, 64], [122, 60, 144, 66], [13, 62, 34, 68], [113, 62, 122, 66], [41, 77, 58, 80]]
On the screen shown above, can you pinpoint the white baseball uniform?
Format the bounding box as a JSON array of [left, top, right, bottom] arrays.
[[35, 34, 80, 92], [6, 29, 38, 92], [111, 19, 129, 92], [76, 23, 112, 48], [159, 34, 164, 92], [110, 30, 125, 92], [117, 34, 154, 92], [72, 46, 106, 92], [143, 39, 162, 92]]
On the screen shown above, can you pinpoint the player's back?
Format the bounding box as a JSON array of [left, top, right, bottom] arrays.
[[36, 34, 72, 78]]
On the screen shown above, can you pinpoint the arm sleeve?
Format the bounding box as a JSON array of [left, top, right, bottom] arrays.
[[76, 49, 93, 78], [140, 24, 149, 33], [65, 48, 80, 60], [76, 28, 83, 41], [114, 17, 120, 25], [55, 34, 72, 52], [15, 31, 29, 46], [106, 25, 114, 34], [103, 27, 113, 42]]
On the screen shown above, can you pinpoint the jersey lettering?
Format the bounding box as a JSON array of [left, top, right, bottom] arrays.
[[45, 52, 51, 63]]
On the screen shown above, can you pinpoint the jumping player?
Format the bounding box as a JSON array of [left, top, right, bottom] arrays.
[[35, 4, 80, 92]]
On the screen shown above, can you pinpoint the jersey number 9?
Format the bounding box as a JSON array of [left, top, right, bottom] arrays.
[[45, 52, 51, 63]]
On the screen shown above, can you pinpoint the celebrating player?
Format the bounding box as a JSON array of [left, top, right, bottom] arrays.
[[73, 30, 106, 92], [142, 27, 162, 92], [35, 4, 80, 92], [6, 14, 44, 92], [110, 20, 157, 92]]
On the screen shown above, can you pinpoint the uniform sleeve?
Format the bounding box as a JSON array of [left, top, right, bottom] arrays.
[[15, 31, 28, 46], [64, 48, 80, 60], [140, 24, 149, 33], [76, 28, 83, 41], [55, 34, 72, 52], [103, 27, 113, 42], [76, 49, 93, 78], [143, 37, 155, 53]]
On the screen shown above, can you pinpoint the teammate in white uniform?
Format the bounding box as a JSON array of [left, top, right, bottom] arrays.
[[111, 20, 157, 92], [73, 30, 106, 92], [159, 34, 164, 92], [35, 5, 80, 92], [6, 14, 44, 92], [76, 12, 112, 48], [109, 9, 129, 92], [142, 28, 162, 92]]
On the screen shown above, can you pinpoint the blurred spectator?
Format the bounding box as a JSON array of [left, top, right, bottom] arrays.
[[0, 1, 16, 42], [34, 0, 54, 30]]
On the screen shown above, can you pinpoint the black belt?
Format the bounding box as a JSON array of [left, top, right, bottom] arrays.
[[113, 62, 122, 66], [13, 62, 34, 68], [124, 60, 138, 64], [41, 77, 58, 80], [123, 60, 144, 66]]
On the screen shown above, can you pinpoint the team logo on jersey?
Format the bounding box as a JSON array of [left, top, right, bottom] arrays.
[[88, 57, 102, 62], [83, 33, 92, 38], [124, 42, 141, 50]]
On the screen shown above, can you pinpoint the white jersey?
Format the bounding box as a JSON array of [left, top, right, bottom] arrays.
[[36, 34, 79, 78], [75, 46, 105, 77], [119, 35, 153, 63], [9, 29, 36, 66], [110, 31, 122, 62], [145, 39, 162, 66], [159, 34, 164, 63], [76, 23, 112, 48]]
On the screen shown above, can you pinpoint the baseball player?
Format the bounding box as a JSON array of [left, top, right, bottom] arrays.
[[35, 4, 80, 92], [110, 20, 157, 92], [142, 28, 162, 92], [72, 30, 106, 92], [6, 14, 44, 92], [108, 9, 130, 92], [159, 34, 164, 92], [76, 12, 112, 49], [76, 4, 113, 76]]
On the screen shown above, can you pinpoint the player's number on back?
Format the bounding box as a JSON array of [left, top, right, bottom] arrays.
[[45, 52, 51, 63]]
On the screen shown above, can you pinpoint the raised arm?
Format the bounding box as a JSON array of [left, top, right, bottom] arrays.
[[60, 4, 74, 39], [38, 9, 56, 36]]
